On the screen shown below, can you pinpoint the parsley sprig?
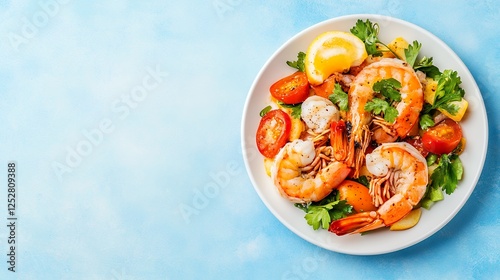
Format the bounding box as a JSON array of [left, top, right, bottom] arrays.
[[364, 78, 402, 123], [414, 57, 441, 79], [421, 151, 464, 209], [350, 19, 444, 79], [419, 70, 465, 129], [328, 83, 349, 111], [404, 40, 421, 67], [364, 98, 398, 123], [350, 19, 399, 58], [419, 112, 435, 130], [295, 191, 353, 230], [373, 78, 402, 101], [277, 101, 302, 119], [430, 154, 463, 195], [286, 51, 306, 72], [432, 70, 465, 114], [405, 40, 443, 79]]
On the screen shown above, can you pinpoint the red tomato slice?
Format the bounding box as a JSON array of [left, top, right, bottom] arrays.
[[404, 136, 429, 158], [270, 72, 310, 104], [422, 119, 463, 155], [256, 109, 291, 158]]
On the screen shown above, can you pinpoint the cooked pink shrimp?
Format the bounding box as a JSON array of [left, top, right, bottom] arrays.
[[271, 139, 351, 203], [344, 58, 424, 177], [329, 142, 428, 235]]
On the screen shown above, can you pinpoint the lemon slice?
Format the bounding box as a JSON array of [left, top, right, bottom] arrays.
[[389, 208, 422, 231], [305, 31, 367, 85]]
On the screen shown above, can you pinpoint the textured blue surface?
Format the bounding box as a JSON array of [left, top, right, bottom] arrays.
[[0, 0, 498, 279]]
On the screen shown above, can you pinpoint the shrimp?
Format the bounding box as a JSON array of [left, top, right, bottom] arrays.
[[271, 139, 351, 203], [329, 142, 428, 235], [301, 96, 340, 134], [344, 58, 424, 177]]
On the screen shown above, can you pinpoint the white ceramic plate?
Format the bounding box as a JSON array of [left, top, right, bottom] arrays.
[[241, 14, 488, 255]]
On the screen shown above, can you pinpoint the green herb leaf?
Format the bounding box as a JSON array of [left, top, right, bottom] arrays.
[[364, 98, 398, 123], [421, 103, 433, 114], [365, 98, 386, 114], [383, 107, 399, 123], [277, 101, 302, 119], [302, 200, 352, 230], [365, 78, 403, 123], [354, 175, 370, 187], [373, 78, 402, 102], [414, 56, 442, 79], [404, 40, 422, 67], [328, 83, 349, 111], [350, 19, 382, 56], [419, 70, 465, 128], [286, 51, 306, 72], [430, 154, 463, 195], [328, 200, 353, 221], [451, 155, 463, 181], [304, 206, 329, 230], [432, 70, 465, 116], [426, 153, 438, 166], [419, 113, 435, 130], [259, 105, 272, 117], [295, 192, 353, 230], [415, 56, 433, 67]]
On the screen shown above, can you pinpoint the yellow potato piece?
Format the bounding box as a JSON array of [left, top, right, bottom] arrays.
[[263, 158, 273, 177], [289, 117, 305, 141], [377, 44, 394, 58], [439, 98, 469, 122], [389, 208, 422, 231], [423, 77, 468, 122], [386, 37, 410, 60], [424, 77, 438, 105]]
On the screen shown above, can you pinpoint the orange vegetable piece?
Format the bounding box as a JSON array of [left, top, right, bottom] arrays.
[[337, 180, 377, 213]]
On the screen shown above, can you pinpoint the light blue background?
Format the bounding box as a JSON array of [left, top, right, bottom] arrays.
[[0, 0, 498, 279]]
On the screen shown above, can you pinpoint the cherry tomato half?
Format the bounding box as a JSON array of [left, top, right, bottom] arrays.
[[404, 136, 429, 158], [422, 119, 463, 155], [270, 71, 310, 104], [256, 109, 291, 158]]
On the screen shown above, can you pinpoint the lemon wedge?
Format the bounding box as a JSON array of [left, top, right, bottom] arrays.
[[305, 31, 367, 85], [389, 208, 422, 231]]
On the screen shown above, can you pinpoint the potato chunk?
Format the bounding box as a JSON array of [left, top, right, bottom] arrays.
[[389, 208, 422, 231], [385, 37, 410, 60]]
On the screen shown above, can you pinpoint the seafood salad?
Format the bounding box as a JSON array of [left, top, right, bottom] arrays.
[[255, 19, 467, 235]]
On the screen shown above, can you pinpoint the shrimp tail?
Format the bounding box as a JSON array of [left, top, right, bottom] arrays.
[[330, 120, 348, 161], [330, 185, 423, 236], [346, 125, 370, 178], [328, 211, 385, 236]]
